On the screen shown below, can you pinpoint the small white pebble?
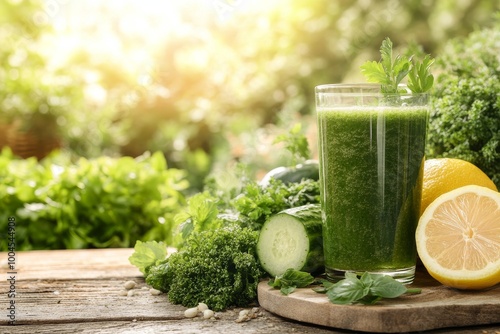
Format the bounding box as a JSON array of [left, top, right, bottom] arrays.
[[203, 309, 215, 319], [127, 290, 135, 297], [123, 281, 136, 290], [141, 286, 149, 290], [239, 309, 249, 317], [184, 307, 199, 318], [53, 290, 60, 295], [149, 288, 162, 296], [197, 302, 208, 312], [119, 290, 128, 296]]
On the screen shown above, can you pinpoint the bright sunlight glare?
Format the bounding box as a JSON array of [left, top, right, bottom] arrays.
[[40, 0, 281, 92]]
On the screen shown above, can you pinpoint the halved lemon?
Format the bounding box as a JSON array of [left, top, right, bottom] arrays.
[[416, 185, 500, 290]]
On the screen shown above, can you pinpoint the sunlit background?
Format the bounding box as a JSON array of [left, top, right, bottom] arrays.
[[2, 0, 500, 250], [1, 0, 500, 190]]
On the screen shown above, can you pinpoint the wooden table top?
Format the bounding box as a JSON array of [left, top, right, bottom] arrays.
[[0, 248, 499, 334]]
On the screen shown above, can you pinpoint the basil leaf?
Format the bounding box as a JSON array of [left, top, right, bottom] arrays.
[[318, 272, 422, 305], [280, 285, 296, 295], [369, 275, 407, 299], [360, 294, 383, 305], [269, 269, 315, 295], [326, 274, 367, 305], [280, 268, 315, 288]]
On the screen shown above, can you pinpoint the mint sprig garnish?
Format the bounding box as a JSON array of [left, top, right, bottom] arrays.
[[361, 37, 434, 94]]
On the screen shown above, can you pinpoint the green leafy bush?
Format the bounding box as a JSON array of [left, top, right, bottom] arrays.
[[427, 18, 500, 188], [0, 149, 188, 250]]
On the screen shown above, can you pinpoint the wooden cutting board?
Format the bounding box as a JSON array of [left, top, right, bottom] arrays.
[[257, 269, 500, 333]]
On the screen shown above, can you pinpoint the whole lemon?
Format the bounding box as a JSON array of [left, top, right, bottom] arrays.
[[420, 158, 498, 216]]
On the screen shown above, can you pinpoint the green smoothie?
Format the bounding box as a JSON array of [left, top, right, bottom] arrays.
[[317, 105, 428, 281]]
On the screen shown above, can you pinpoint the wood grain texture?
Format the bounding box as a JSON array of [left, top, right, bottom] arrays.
[[2, 248, 150, 280], [0, 249, 499, 333], [258, 271, 500, 333]]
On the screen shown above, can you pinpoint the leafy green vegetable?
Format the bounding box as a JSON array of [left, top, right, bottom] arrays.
[[427, 19, 500, 188], [129, 123, 322, 311], [232, 178, 320, 230], [133, 225, 265, 312], [273, 123, 311, 166], [174, 192, 221, 239], [316, 272, 421, 305], [145, 260, 173, 292], [407, 54, 434, 94], [0, 149, 188, 251], [128, 240, 167, 275], [361, 37, 434, 94], [268, 268, 315, 295]]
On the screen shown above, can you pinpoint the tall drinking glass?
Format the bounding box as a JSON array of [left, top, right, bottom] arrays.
[[315, 83, 429, 284]]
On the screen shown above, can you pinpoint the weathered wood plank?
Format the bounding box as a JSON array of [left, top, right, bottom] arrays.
[[0, 317, 357, 334], [0, 248, 160, 280], [1, 249, 499, 333], [0, 274, 347, 333], [2, 317, 500, 333], [2, 278, 184, 325]]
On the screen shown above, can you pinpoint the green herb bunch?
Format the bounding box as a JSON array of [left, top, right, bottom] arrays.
[[315, 272, 421, 305], [130, 225, 265, 312], [129, 127, 321, 311], [361, 37, 434, 94], [427, 18, 500, 188]]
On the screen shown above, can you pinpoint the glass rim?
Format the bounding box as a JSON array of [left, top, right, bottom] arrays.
[[316, 83, 380, 89], [315, 83, 428, 97]]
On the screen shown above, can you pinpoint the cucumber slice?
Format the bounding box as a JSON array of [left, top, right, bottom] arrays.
[[257, 204, 324, 277]]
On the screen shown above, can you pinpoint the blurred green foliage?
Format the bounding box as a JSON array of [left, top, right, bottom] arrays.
[[2, 1, 498, 182], [0, 148, 188, 250]]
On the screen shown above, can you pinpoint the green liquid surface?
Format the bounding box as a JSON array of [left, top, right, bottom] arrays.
[[318, 106, 428, 271]]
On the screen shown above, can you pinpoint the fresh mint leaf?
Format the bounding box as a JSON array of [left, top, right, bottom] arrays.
[[129, 240, 168, 274], [269, 268, 315, 295], [361, 37, 434, 94]]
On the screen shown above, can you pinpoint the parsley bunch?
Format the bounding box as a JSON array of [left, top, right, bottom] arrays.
[[361, 37, 434, 94], [427, 19, 500, 188], [130, 226, 264, 312]]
